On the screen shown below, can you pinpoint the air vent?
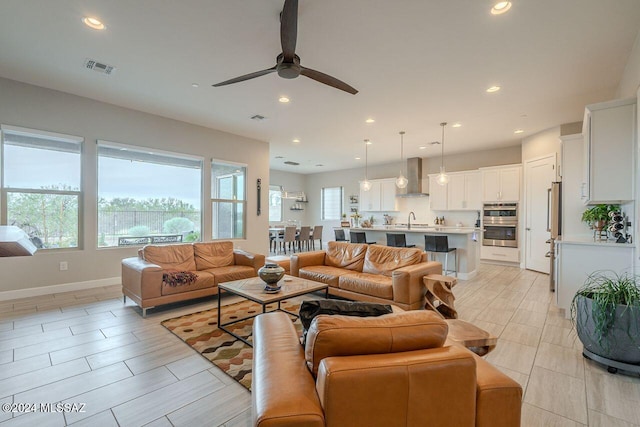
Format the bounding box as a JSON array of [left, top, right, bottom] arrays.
[[428, 141, 441, 145], [84, 58, 115, 75], [250, 114, 266, 121], [284, 161, 299, 166]]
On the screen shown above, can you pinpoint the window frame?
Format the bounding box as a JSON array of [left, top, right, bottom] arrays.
[[211, 159, 247, 240], [321, 186, 343, 221], [1, 124, 84, 251], [96, 140, 204, 248]]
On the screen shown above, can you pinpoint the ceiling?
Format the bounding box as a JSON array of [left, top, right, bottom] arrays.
[[1, 1, 639, 174]]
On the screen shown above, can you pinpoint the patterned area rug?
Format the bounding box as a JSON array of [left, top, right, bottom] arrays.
[[161, 299, 302, 391]]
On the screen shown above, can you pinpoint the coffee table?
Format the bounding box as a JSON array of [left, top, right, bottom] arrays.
[[217, 275, 329, 346]]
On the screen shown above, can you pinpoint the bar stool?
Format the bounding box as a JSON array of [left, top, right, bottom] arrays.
[[350, 231, 375, 244], [386, 233, 416, 248], [334, 229, 348, 242], [424, 235, 457, 277]]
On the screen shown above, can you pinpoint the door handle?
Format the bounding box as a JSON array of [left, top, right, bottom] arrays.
[[545, 239, 551, 243], [545, 252, 551, 258], [546, 188, 551, 232], [526, 228, 531, 231]]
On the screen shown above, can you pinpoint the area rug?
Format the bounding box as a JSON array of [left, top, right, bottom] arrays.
[[161, 299, 302, 391]]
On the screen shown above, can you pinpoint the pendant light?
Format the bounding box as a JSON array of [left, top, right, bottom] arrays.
[[436, 122, 450, 186], [361, 139, 372, 191], [395, 131, 408, 189]]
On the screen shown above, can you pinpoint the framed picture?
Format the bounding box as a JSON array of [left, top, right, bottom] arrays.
[[349, 195, 359, 204], [340, 221, 351, 227]]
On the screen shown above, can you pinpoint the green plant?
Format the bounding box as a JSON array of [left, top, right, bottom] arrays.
[[368, 215, 376, 225], [581, 204, 619, 228], [571, 270, 640, 350], [128, 225, 151, 237], [184, 231, 200, 242], [163, 217, 195, 234]]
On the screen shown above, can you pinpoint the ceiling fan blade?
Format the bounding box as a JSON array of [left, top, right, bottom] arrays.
[[280, 0, 298, 61], [300, 67, 358, 95], [212, 66, 277, 87]]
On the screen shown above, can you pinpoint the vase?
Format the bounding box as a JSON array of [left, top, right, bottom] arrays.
[[258, 263, 285, 291]]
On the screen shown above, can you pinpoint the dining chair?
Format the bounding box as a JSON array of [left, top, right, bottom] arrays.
[[334, 228, 347, 242], [297, 226, 311, 252], [310, 225, 323, 250], [282, 226, 298, 254], [424, 235, 457, 277]]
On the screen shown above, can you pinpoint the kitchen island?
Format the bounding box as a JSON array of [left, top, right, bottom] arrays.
[[349, 226, 480, 279]]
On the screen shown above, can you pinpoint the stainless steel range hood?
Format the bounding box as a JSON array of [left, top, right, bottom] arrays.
[[397, 157, 429, 197]]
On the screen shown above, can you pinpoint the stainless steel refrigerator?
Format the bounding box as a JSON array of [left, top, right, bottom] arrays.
[[547, 182, 561, 291]]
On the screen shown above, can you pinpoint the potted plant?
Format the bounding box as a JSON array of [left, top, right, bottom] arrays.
[[581, 204, 619, 231], [571, 270, 640, 373]]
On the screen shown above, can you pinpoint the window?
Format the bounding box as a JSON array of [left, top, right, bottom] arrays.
[[97, 141, 202, 247], [269, 185, 282, 222], [1, 125, 82, 249], [212, 160, 246, 239], [321, 186, 343, 220]]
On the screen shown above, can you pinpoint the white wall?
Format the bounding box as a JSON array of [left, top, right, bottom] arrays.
[[0, 78, 270, 294], [269, 170, 309, 225], [616, 29, 640, 99]]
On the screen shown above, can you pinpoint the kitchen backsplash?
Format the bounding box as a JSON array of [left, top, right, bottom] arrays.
[[363, 196, 479, 228]]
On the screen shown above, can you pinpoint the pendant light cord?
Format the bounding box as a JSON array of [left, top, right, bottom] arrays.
[[399, 131, 405, 174], [440, 122, 447, 169]]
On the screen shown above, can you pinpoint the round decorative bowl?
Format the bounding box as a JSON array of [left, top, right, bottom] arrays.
[[258, 263, 285, 291]]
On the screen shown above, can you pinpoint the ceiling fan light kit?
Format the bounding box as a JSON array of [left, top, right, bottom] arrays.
[[396, 131, 408, 189], [436, 122, 450, 186], [213, 0, 357, 95]]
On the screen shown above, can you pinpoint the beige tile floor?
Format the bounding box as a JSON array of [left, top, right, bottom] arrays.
[[0, 264, 638, 426]]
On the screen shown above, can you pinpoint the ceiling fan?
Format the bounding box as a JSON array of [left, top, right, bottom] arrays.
[[212, 0, 358, 95]]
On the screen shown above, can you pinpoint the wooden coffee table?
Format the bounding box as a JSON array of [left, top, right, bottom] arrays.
[[445, 319, 498, 356], [217, 275, 328, 346]]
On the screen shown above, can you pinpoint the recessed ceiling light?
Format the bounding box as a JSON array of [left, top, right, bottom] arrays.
[[365, 118, 375, 124], [486, 85, 501, 93], [365, 139, 372, 145], [419, 146, 427, 150], [278, 96, 290, 103], [514, 129, 524, 134], [292, 138, 300, 143], [82, 17, 106, 30], [491, 1, 512, 15], [452, 123, 462, 128], [355, 157, 361, 160], [191, 83, 199, 88]]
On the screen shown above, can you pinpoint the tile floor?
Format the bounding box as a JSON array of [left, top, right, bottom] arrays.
[[0, 264, 638, 426]]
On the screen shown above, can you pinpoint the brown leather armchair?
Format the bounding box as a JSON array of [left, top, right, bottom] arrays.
[[252, 311, 522, 427]]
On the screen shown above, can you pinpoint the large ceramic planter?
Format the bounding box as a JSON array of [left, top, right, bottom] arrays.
[[574, 294, 640, 364]]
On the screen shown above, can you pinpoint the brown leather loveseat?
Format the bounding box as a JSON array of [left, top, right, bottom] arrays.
[[291, 241, 442, 310], [121, 241, 264, 316], [253, 310, 522, 427]]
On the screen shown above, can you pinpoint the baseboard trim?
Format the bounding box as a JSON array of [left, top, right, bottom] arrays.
[[457, 270, 477, 281], [0, 277, 120, 301]]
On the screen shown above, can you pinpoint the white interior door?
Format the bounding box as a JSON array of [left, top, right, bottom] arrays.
[[525, 154, 556, 273]]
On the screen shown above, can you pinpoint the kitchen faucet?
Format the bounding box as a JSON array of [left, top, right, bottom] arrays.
[[408, 211, 416, 230]]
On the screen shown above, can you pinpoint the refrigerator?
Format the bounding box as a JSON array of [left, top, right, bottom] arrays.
[[547, 182, 561, 291]]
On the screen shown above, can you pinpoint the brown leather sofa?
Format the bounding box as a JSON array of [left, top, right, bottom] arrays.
[[253, 310, 522, 427], [291, 241, 442, 310], [121, 241, 264, 316]]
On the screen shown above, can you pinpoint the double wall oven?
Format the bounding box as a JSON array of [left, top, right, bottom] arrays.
[[483, 203, 518, 248]]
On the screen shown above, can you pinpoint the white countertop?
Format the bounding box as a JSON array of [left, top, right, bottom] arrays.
[[351, 226, 480, 235], [556, 236, 635, 247]]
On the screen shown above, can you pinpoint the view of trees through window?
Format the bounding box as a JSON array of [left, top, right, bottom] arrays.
[[2, 126, 82, 249], [97, 142, 202, 247]]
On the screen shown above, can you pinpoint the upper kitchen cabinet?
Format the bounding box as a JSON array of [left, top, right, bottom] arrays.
[[480, 165, 522, 202], [359, 178, 397, 211], [448, 171, 482, 211], [428, 175, 448, 210], [581, 98, 636, 204]]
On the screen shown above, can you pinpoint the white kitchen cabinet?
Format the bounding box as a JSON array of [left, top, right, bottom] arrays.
[[480, 165, 521, 202], [581, 98, 636, 204], [359, 178, 396, 212], [555, 240, 634, 318], [428, 175, 448, 211], [480, 246, 520, 263], [448, 171, 482, 211]]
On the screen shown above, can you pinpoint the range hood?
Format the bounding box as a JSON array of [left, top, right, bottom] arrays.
[[397, 157, 429, 197]]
